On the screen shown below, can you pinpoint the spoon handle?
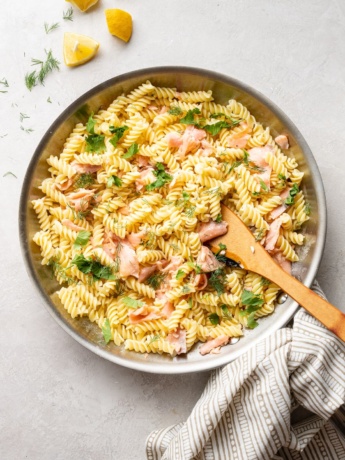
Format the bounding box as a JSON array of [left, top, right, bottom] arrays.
[[258, 262, 345, 341]]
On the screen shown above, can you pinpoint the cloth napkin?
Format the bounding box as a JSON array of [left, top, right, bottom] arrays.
[[146, 281, 345, 460]]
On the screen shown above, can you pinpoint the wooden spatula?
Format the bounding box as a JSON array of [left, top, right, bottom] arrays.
[[209, 204, 345, 341]]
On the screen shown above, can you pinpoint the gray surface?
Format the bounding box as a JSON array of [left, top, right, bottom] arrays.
[[1, 0, 345, 459]]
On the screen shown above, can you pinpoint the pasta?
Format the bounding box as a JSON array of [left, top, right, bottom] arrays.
[[32, 81, 309, 357]]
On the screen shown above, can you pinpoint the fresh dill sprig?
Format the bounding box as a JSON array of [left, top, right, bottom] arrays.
[[44, 22, 60, 34], [63, 7, 74, 21], [0, 78, 9, 93], [20, 125, 34, 133], [3, 171, 17, 178], [25, 71, 37, 91], [147, 273, 166, 290], [209, 268, 226, 296], [19, 113, 30, 122], [31, 49, 60, 86]]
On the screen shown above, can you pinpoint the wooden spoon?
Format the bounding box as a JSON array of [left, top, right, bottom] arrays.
[[209, 204, 345, 341]]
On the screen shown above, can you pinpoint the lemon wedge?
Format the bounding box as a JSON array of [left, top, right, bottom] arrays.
[[66, 0, 99, 12], [105, 9, 133, 42], [63, 33, 100, 67]]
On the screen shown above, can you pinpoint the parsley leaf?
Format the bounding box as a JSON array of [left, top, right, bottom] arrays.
[[146, 273, 165, 290], [215, 214, 222, 223], [122, 143, 139, 159], [209, 313, 220, 325], [285, 184, 299, 205], [176, 269, 185, 280], [180, 108, 201, 126], [182, 191, 190, 201], [187, 261, 203, 274], [278, 173, 286, 181], [304, 202, 311, 216], [188, 297, 193, 309], [123, 297, 144, 309], [247, 312, 259, 329], [168, 107, 182, 116], [221, 304, 232, 319], [243, 150, 249, 164], [85, 134, 106, 154], [73, 230, 91, 250], [71, 254, 115, 280], [209, 268, 226, 295], [109, 125, 128, 147], [146, 163, 173, 191], [241, 289, 264, 308], [203, 121, 230, 136], [107, 175, 122, 188], [86, 113, 97, 134], [102, 319, 112, 344]]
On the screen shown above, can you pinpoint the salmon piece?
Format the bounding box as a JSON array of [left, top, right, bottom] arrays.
[[193, 273, 208, 290], [118, 243, 139, 278], [197, 220, 228, 243], [159, 106, 168, 114], [66, 188, 94, 212], [126, 230, 147, 248], [129, 306, 162, 324], [248, 146, 273, 167], [161, 299, 174, 319], [55, 178, 73, 191], [71, 162, 101, 174], [275, 134, 289, 150], [102, 242, 117, 258], [165, 132, 182, 148], [254, 167, 272, 190], [270, 188, 291, 219], [197, 246, 223, 273], [118, 206, 130, 216], [135, 168, 156, 191], [227, 134, 250, 148], [136, 155, 150, 168], [265, 217, 283, 251], [178, 126, 207, 159], [272, 251, 291, 274], [162, 256, 184, 274], [167, 328, 187, 354], [199, 335, 230, 355], [200, 139, 214, 156], [61, 219, 85, 232], [147, 105, 158, 111], [138, 265, 157, 283]]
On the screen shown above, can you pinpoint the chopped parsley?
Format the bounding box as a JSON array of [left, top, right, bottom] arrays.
[[122, 142, 139, 159], [247, 313, 259, 329], [109, 125, 128, 147], [71, 254, 115, 280], [209, 268, 226, 295], [107, 175, 122, 188], [85, 134, 106, 153], [146, 273, 166, 290], [123, 297, 144, 309], [239, 290, 264, 329], [73, 230, 91, 250], [86, 113, 97, 134], [285, 184, 299, 205], [203, 121, 231, 136], [168, 106, 182, 116], [188, 297, 193, 309], [259, 179, 268, 191], [278, 173, 286, 181], [180, 108, 201, 126], [209, 313, 220, 326], [74, 173, 94, 189], [243, 150, 249, 164], [146, 163, 173, 191], [304, 202, 311, 216], [102, 319, 112, 344], [215, 213, 222, 223], [221, 304, 232, 319], [176, 269, 185, 280], [187, 261, 203, 274]]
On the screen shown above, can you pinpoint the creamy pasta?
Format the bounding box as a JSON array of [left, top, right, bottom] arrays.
[[32, 81, 309, 356]]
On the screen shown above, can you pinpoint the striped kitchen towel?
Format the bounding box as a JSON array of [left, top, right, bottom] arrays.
[[146, 281, 345, 460]]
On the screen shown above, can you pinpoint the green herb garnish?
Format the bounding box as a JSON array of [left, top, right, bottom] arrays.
[[25, 71, 37, 91], [187, 261, 203, 274], [109, 125, 128, 147], [209, 313, 220, 325], [85, 134, 106, 154], [176, 269, 185, 280], [0, 78, 9, 93], [215, 214, 222, 223], [146, 163, 173, 191], [304, 203, 311, 216], [259, 179, 268, 191], [19, 113, 29, 122], [221, 304, 232, 318], [123, 297, 144, 309], [285, 184, 299, 205], [147, 273, 166, 290], [107, 175, 122, 188], [73, 230, 91, 250], [241, 289, 264, 309], [168, 107, 182, 116], [63, 7, 74, 21], [102, 319, 112, 344], [209, 268, 226, 296], [215, 243, 227, 264], [247, 312, 259, 329], [47, 97, 52, 103], [86, 113, 97, 134], [122, 142, 139, 159], [20, 126, 34, 133], [180, 108, 201, 126], [203, 121, 230, 136], [74, 173, 94, 189], [148, 334, 160, 344], [188, 297, 193, 309], [44, 22, 60, 34], [31, 49, 60, 85], [260, 277, 270, 286], [3, 171, 17, 178], [278, 173, 286, 181], [71, 254, 115, 280]]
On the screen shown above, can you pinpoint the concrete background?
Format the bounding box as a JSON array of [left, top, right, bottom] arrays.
[[1, 0, 345, 458]]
